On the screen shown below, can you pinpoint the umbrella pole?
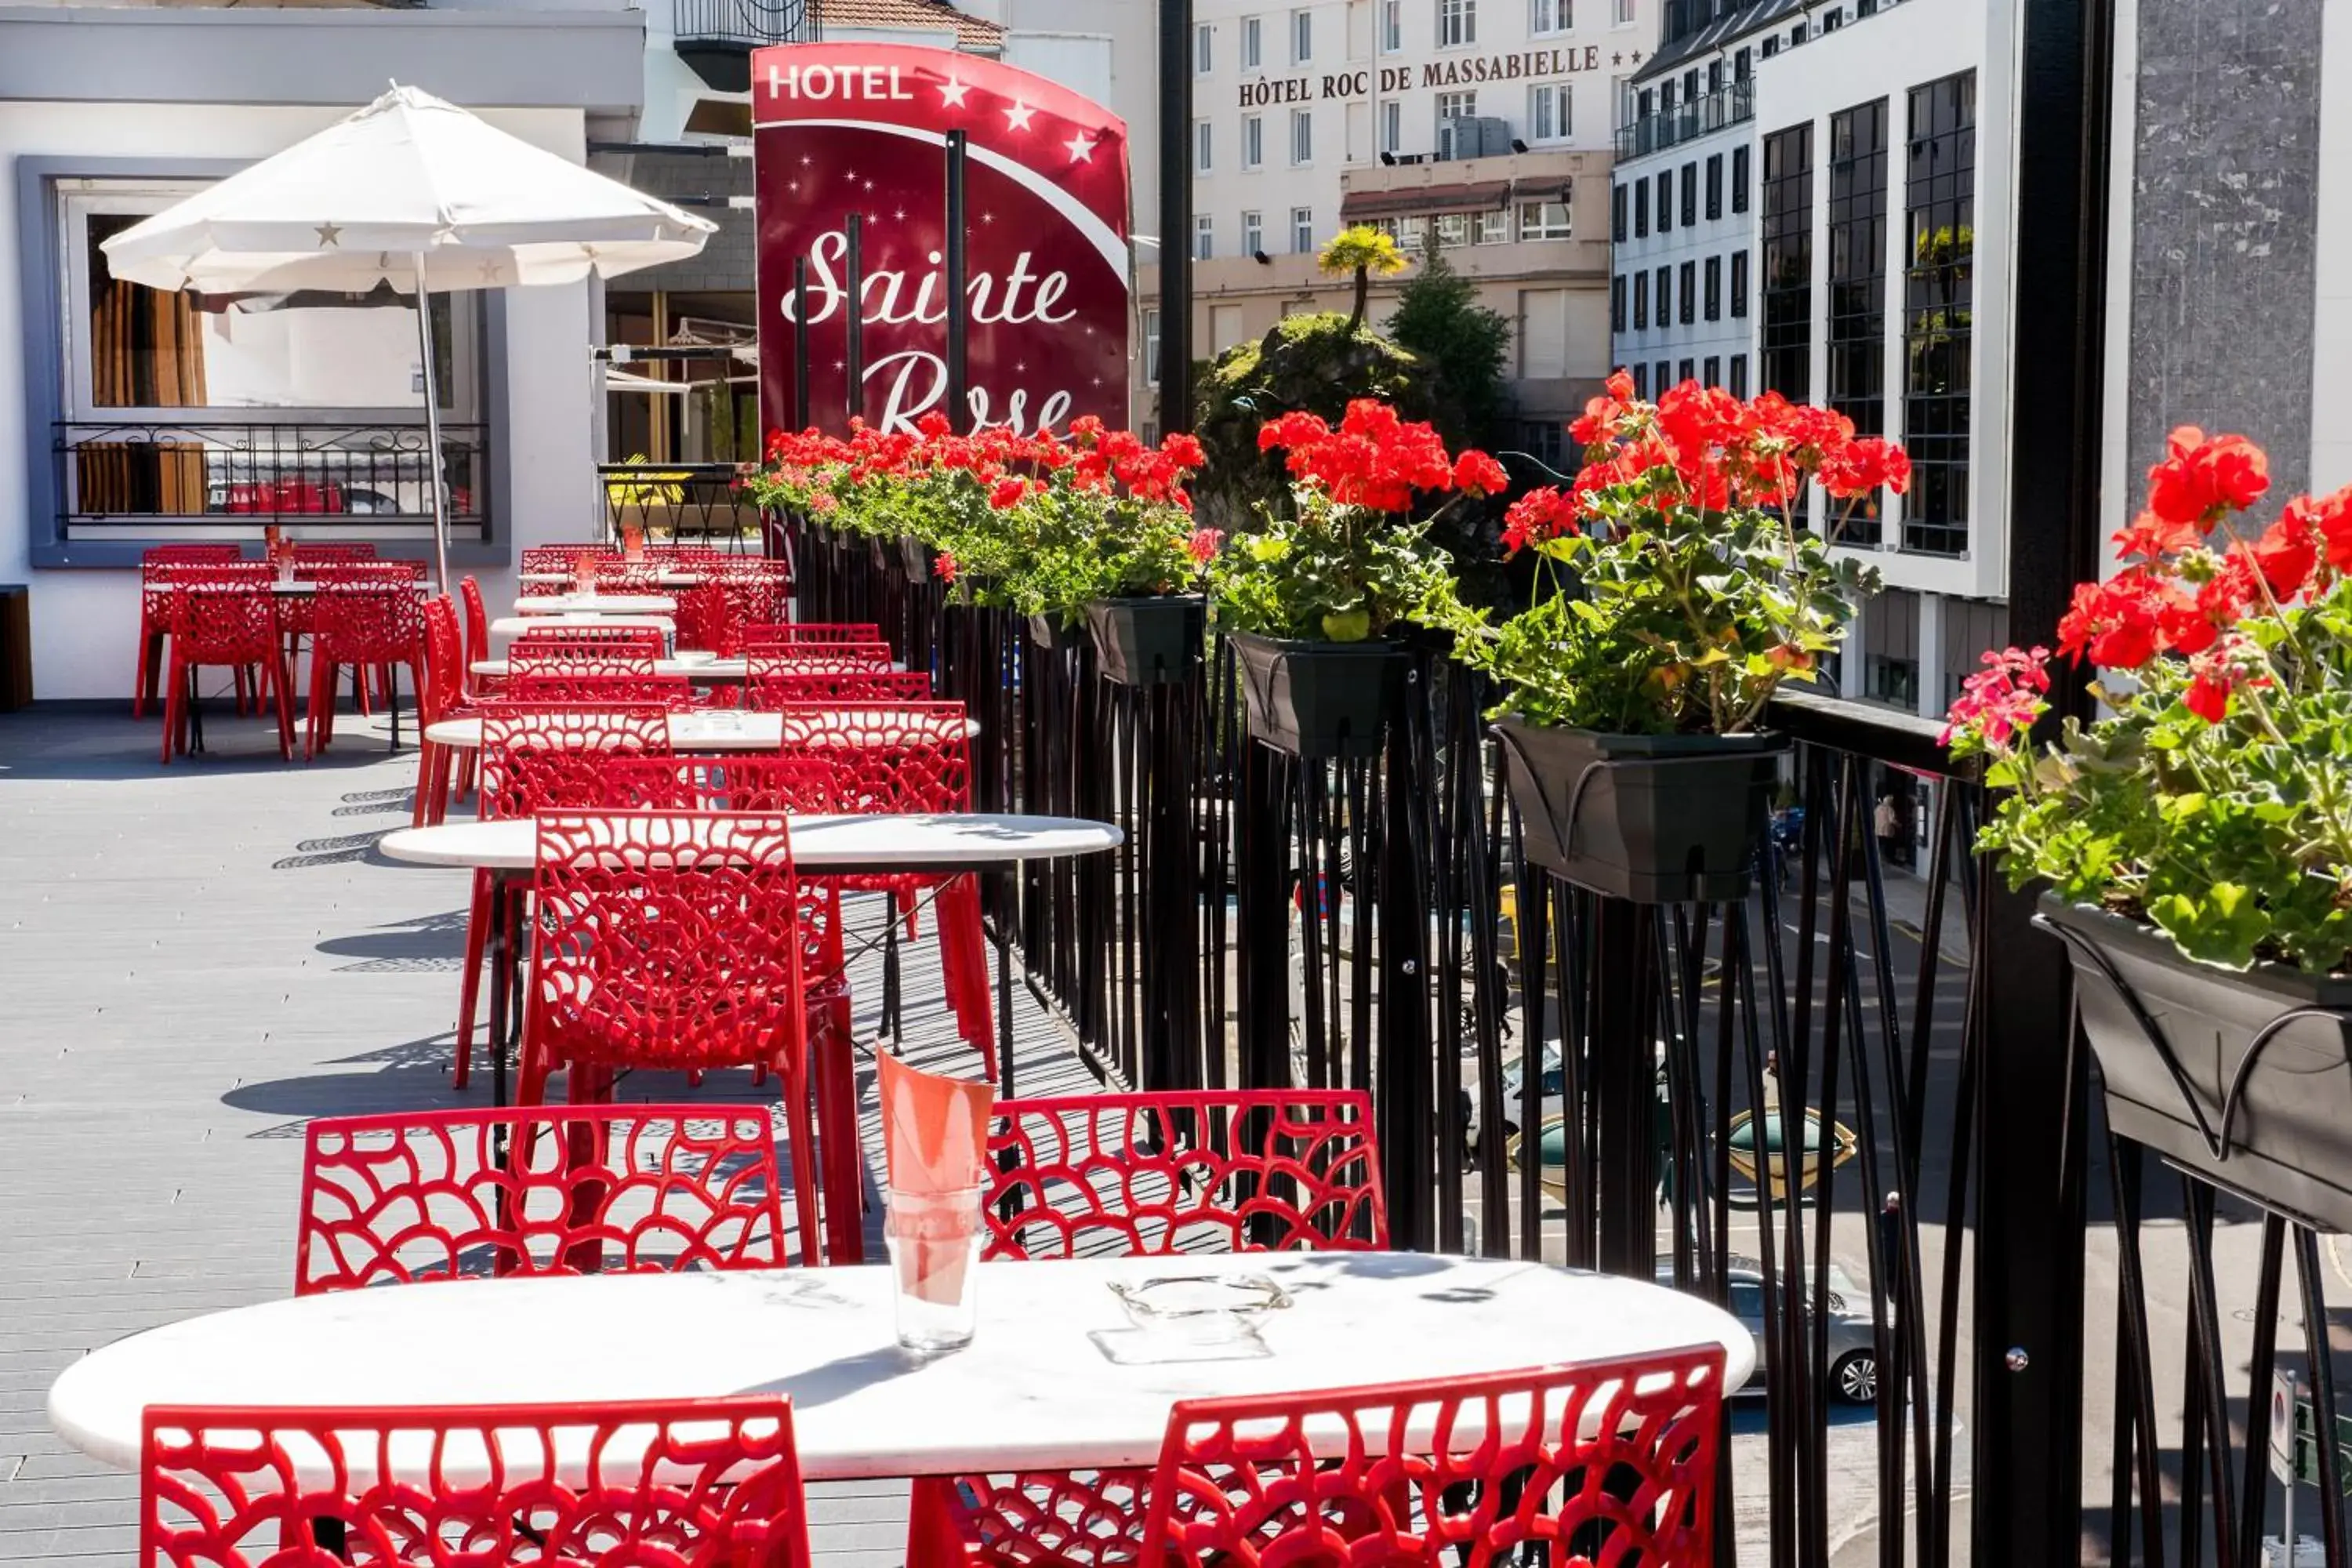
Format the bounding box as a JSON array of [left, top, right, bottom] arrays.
[[412, 256, 452, 591]]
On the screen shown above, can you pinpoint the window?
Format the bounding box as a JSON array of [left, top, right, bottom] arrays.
[[1527, 82, 1572, 143], [1195, 119, 1213, 174], [1654, 265, 1670, 322], [1762, 34, 1780, 57], [1477, 209, 1512, 243], [1679, 161, 1697, 226], [1633, 270, 1649, 329], [1439, 0, 1475, 48], [56, 183, 485, 540], [1761, 122, 1815, 516], [1518, 198, 1572, 239], [1612, 183, 1628, 241], [1632, 363, 1649, 398], [1828, 97, 1891, 544], [1731, 249, 1750, 316], [1904, 71, 1976, 557], [1436, 90, 1476, 156], [1708, 60, 1723, 94], [1530, 0, 1570, 32], [1195, 22, 1214, 73], [1653, 358, 1671, 393], [1703, 354, 1720, 387], [1704, 254, 1722, 318], [1634, 179, 1650, 236], [1615, 0, 1634, 21], [1397, 215, 1428, 249], [1242, 210, 1264, 255], [1292, 9, 1312, 63], [1193, 213, 1215, 260], [1678, 260, 1695, 324], [1144, 307, 1162, 383], [1382, 0, 1403, 50], [1290, 107, 1314, 164], [1733, 144, 1751, 212], [1243, 16, 1264, 68], [1243, 114, 1265, 169], [1611, 274, 1627, 332], [1729, 353, 1749, 397], [1519, 288, 1571, 376], [1655, 171, 1672, 232], [1679, 357, 1695, 383], [1706, 154, 1723, 220], [1435, 212, 1471, 246], [1519, 419, 1567, 466], [1292, 207, 1315, 252], [1791, 23, 1805, 45], [1381, 100, 1403, 154], [1735, 46, 1752, 82]]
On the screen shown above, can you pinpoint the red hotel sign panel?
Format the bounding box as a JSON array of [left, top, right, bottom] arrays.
[[751, 43, 1131, 437]]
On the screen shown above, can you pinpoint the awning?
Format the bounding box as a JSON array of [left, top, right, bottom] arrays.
[[1509, 177, 1573, 205], [1338, 180, 1512, 222]]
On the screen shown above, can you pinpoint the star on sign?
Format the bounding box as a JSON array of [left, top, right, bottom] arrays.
[[1612, 50, 1623, 64], [940, 75, 970, 107], [895, 208, 907, 221], [477, 260, 501, 282], [1004, 100, 1036, 130], [1065, 132, 1096, 162], [314, 222, 343, 248], [982, 211, 996, 224], [863, 180, 875, 191], [800, 154, 813, 167]]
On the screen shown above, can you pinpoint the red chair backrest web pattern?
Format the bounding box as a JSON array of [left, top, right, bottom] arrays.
[[143, 545, 242, 567], [983, 1090, 1388, 1259], [477, 708, 674, 821], [422, 596, 465, 723], [522, 544, 618, 573], [144, 562, 269, 623], [742, 622, 884, 648], [458, 575, 493, 663], [775, 702, 970, 813], [310, 578, 425, 662], [289, 543, 378, 561], [293, 1105, 789, 1292], [140, 1396, 814, 1568], [747, 669, 933, 709], [504, 673, 696, 707], [748, 643, 893, 672], [165, 581, 281, 664], [1137, 1347, 1726, 1568], [510, 627, 666, 675], [527, 811, 808, 1075]]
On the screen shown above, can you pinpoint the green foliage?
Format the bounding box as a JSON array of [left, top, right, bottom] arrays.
[[1385, 241, 1513, 448], [1191, 314, 1439, 519], [1208, 499, 1461, 642]]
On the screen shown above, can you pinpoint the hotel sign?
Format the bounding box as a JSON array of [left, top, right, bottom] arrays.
[[751, 42, 1131, 436], [1236, 45, 1604, 106]]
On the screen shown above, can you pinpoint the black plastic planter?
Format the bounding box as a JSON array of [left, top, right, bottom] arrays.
[[1229, 631, 1399, 760], [2037, 895, 2352, 1232], [1028, 612, 1084, 653], [898, 536, 932, 579], [1494, 720, 1786, 904], [1087, 597, 1204, 687]]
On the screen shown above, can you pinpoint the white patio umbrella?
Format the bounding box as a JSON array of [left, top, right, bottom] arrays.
[[100, 82, 716, 588]]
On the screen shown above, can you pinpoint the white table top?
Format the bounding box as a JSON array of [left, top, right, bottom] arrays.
[[47, 1252, 1752, 1481], [514, 593, 678, 615], [379, 811, 1123, 874], [423, 713, 978, 752], [521, 570, 704, 587], [490, 614, 676, 640]]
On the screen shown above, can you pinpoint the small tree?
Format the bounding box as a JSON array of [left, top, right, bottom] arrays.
[[1385, 238, 1513, 449], [1316, 225, 1409, 336]]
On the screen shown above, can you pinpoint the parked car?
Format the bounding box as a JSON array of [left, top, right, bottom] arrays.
[[1465, 1042, 1563, 1156], [1660, 1254, 1881, 1405]]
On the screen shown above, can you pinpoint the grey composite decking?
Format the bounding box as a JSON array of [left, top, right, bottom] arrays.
[[0, 703, 1099, 1566]]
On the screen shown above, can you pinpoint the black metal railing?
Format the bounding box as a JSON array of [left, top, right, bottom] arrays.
[[786, 511, 2352, 1566], [1614, 79, 1755, 160], [600, 463, 763, 549], [674, 0, 817, 47], [55, 420, 488, 540]]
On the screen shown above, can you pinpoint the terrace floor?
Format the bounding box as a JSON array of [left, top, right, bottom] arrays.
[[0, 703, 1096, 1566]]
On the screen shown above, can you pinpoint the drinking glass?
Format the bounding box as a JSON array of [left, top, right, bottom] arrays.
[[885, 1186, 983, 1354]]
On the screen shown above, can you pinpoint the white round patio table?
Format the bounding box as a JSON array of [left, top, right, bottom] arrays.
[[420, 711, 979, 752], [379, 810, 1112, 877], [47, 1252, 1753, 1480], [513, 593, 678, 615], [489, 613, 676, 641]]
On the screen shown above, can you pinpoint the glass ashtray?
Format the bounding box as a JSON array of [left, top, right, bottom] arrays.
[[1109, 1274, 1293, 1341]]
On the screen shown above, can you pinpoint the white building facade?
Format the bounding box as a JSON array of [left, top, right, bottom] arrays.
[[1148, 0, 1661, 453]]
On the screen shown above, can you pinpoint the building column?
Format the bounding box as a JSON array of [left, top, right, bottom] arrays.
[[1840, 593, 1868, 699], [1914, 588, 1944, 719]]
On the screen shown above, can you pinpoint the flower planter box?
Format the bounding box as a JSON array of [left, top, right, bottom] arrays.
[[866, 539, 890, 572], [898, 536, 933, 580], [1087, 597, 1204, 688], [1028, 613, 1084, 653], [1493, 720, 1786, 905], [2037, 895, 2352, 1231], [1229, 631, 1398, 760]]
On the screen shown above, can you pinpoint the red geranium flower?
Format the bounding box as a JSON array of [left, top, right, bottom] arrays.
[[2145, 426, 2270, 528]]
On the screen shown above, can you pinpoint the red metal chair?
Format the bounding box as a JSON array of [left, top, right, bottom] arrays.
[[305, 573, 426, 758], [746, 668, 932, 708], [518, 811, 822, 1262], [522, 543, 619, 574], [916, 1348, 1726, 1568], [142, 1395, 815, 1568], [776, 702, 994, 1077], [134, 546, 244, 718], [294, 1104, 790, 1290], [452, 707, 675, 1091], [981, 1089, 1388, 1259], [289, 542, 379, 561], [412, 595, 471, 826], [159, 575, 292, 764], [509, 626, 667, 675], [675, 563, 791, 655], [750, 641, 894, 670], [742, 622, 885, 649], [506, 672, 697, 706]]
